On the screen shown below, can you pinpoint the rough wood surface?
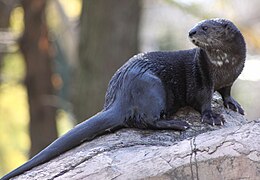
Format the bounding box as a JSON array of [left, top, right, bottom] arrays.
[[13, 95, 260, 180]]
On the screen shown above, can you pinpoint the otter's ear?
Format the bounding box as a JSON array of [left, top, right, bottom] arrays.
[[223, 23, 232, 34], [223, 23, 229, 29], [223, 23, 235, 39]]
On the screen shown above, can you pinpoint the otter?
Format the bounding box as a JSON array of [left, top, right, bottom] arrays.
[[1, 18, 246, 180]]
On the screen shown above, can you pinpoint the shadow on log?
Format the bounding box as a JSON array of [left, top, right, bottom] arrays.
[[13, 95, 259, 180]]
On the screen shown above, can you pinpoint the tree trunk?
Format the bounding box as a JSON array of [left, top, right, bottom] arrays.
[[0, 0, 18, 80], [74, 0, 141, 122], [15, 121, 260, 180], [0, 0, 17, 28], [12, 96, 259, 180], [20, 0, 58, 157]]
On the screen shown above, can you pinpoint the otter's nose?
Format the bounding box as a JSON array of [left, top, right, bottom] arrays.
[[189, 29, 197, 37]]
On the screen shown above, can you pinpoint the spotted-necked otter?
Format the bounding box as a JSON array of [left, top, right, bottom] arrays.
[[1, 18, 246, 180]]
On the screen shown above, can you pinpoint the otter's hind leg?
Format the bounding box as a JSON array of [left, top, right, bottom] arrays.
[[128, 72, 188, 131], [148, 120, 190, 131]]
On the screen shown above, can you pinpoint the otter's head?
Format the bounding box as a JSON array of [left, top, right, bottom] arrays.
[[188, 18, 244, 51]]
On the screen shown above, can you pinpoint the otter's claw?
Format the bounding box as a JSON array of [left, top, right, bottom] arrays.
[[224, 96, 244, 115], [201, 111, 225, 126]]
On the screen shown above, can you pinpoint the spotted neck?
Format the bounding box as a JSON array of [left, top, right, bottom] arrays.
[[206, 49, 232, 67], [202, 45, 246, 90]]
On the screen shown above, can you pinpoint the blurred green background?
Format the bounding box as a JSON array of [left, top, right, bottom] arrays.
[[0, 0, 259, 176]]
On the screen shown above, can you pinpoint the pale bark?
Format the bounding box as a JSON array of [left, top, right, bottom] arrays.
[[13, 96, 260, 180]]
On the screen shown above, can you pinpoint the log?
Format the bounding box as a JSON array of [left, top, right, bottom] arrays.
[[13, 95, 260, 180]]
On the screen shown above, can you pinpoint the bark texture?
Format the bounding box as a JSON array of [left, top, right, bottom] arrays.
[[20, 0, 58, 157], [12, 95, 260, 180], [74, 0, 141, 122]]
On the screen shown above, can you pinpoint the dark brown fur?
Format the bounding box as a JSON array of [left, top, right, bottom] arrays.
[[1, 18, 246, 180]]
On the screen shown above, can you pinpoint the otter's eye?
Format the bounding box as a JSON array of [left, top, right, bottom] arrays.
[[202, 26, 208, 31]]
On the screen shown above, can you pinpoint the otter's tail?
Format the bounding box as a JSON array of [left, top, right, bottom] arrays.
[[1, 108, 123, 180]]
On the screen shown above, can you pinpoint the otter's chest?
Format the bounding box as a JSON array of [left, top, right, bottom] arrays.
[[212, 62, 244, 90]]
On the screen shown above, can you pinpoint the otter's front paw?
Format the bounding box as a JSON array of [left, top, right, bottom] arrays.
[[201, 111, 225, 126], [223, 96, 244, 115]]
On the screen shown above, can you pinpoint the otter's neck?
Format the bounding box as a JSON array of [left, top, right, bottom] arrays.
[[198, 38, 246, 90], [206, 49, 245, 69]]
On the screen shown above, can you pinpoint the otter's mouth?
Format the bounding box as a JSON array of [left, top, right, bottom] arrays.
[[189, 37, 209, 48]]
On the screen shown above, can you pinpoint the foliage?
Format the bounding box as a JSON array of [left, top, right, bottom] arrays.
[[0, 53, 28, 175]]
